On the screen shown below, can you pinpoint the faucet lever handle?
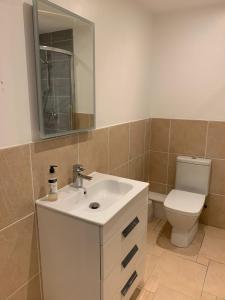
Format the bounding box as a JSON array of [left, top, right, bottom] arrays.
[[73, 164, 85, 173]]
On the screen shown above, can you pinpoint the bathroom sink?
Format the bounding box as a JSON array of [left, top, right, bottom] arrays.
[[36, 172, 149, 225]]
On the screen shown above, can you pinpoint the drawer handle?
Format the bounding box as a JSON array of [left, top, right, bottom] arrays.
[[121, 271, 138, 296], [121, 245, 139, 269], [122, 217, 139, 238]]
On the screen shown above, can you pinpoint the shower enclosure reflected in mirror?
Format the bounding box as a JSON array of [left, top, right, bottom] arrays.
[[33, 0, 95, 138]]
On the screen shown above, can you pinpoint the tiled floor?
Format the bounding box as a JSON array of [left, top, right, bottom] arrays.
[[133, 218, 225, 300]]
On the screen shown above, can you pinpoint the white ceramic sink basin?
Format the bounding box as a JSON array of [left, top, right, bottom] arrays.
[[36, 172, 149, 225]]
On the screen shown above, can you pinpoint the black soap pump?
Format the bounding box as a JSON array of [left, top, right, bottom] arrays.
[[48, 165, 58, 201]]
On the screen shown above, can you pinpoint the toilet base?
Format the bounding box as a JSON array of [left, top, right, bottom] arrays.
[[171, 222, 198, 248]]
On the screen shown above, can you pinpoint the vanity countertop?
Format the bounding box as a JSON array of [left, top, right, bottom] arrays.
[[36, 172, 149, 225]]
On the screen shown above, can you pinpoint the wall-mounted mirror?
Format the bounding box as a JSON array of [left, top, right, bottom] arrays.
[[33, 0, 95, 139]]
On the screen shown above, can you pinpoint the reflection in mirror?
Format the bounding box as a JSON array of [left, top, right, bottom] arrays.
[[33, 0, 95, 138]]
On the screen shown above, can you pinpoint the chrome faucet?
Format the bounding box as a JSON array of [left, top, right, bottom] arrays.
[[72, 164, 92, 194]]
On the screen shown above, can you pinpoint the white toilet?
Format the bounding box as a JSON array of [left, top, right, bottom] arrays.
[[164, 156, 211, 247]]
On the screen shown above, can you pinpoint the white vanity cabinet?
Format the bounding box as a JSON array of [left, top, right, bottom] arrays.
[[36, 173, 148, 300]]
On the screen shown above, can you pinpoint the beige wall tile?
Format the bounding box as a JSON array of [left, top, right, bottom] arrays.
[[169, 120, 207, 156], [149, 152, 168, 184], [145, 119, 151, 151], [110, 163, 129, 178], [31, 134, 78, 199], [209, 159, 225, 195], [130, 120, 145, 160], [7, 275, 41, 300], [204, 261, 225, 299], [201, 194, 225, 229], [149, 182, 167, 194], [79, 128, 109, 175], [129, 156, 145, 181], [150, 119, 170, 152], [207, 122, 225, 159], [144, 152, 150, 183], [166, 185, 173, 194], [0, 145, 34, 230], [167, 153, 177, 187], [109, 123, 129, 170], [0, 214, 39, 299]]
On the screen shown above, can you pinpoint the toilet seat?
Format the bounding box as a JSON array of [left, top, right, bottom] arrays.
[[164, 189, 205, 216]]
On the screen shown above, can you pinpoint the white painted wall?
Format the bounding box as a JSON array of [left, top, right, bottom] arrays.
[[2, 0, 224, 148], [53, 0, 152, 127], [0, 0, 152, 148], [0, 0, 34, 148], [150, 3, 225, 121]]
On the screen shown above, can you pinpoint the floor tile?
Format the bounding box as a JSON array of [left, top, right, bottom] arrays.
[[148, 218, 162, 232], [144, 255, 161, 282], [199, 235, 225, 264], [204, 261, 225, 298], [157, 223, 204, 261], [197, 255, 209, 267], [145, 252, 207, 298], [145, 275, 159, 293], [130, 288, 154, 300], [153, 285, 195, 300], [204, 226, 225, 240], [200, 292, 217, 300]]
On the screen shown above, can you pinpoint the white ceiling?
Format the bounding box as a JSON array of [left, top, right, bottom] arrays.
[[138, 0, 225, 13]]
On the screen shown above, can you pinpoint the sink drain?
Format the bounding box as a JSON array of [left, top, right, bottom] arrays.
[[89, 202, 100, 209]]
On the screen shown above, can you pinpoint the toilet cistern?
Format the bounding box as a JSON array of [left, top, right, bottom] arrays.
[[72, 164, 92, 194]]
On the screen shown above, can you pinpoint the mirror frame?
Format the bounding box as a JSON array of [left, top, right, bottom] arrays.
[[32, 0, 96, 139]]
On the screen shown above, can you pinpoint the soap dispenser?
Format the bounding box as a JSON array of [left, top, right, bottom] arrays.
[[48, 165, 58, 201]]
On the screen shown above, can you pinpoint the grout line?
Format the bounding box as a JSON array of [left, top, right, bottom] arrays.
[[129, 153, 146, 163], [204, 121, 210, 158], [5, 272, 40, 300], [166, 120, 172, 190], [200, 260, 209, 297], [111, 161, 129, 173], [77, 133, 80, 164], [149, 180, 167, 186], [209, 192, 225, 198], [0, 212, 34, 234], [128, 122, 131, 176], [28, 144, 35, 203], [149, 150, 169, 154], [144, 119, 147, 151], [107, 127, 110, 173], [149, 118, 152, 151], [27, 145, 44, 300], [143, 119, 148, 181]]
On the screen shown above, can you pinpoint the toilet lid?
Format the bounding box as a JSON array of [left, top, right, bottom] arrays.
[[164, 189, 205, 214]]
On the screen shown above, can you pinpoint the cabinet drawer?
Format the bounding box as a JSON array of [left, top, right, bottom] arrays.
[[102, 238, 146, 300], [120, 259, 145, 300], [101, 188, 148, 244], [103, 256, 145, 300], [101, 205, 147, 279]]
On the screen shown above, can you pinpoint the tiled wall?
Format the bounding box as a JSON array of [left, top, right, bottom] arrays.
[[0, 119, 150, 300], [148, 118, 225, 229], [2, 117, 225, 299]]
